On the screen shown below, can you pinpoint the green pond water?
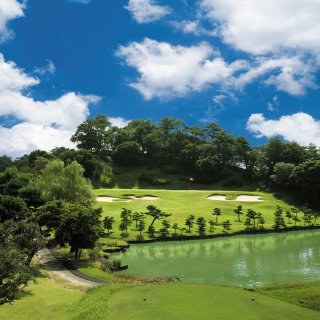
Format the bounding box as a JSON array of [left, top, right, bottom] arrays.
[[115, 230, 320, 286]]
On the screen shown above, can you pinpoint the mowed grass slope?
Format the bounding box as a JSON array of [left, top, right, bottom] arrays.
[[0, 273, 82, 320], [94, 189, 296, 239], [72, 283, 320, 320]]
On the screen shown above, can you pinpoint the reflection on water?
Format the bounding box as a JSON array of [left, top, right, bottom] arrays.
[[115, 230, 320, 286]]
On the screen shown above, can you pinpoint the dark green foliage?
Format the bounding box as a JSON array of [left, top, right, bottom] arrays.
[[222, 220, 232, 232], [144, 205, 171, 228], [234, 205, 243, 222], [0, 194, 30, 222], [196, 217, 206, 236], [55, 203, 102, 259], [246, 209, 259, 228], [159, 219, 170, 238], [113, 141, 142, 166], [0, 220, 43, 305], [212, 208, 222, 224], [103, 216, 115, 235], [71, 115, 113, 157], [273, 206, 287, 230], [185, 214, 195, 232]]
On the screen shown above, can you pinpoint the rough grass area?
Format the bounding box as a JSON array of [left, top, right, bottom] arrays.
[[110, 165, 258, 190], [256, 282, 320, 311], [71, 283, 320, 320], [93, 188, 299, 240]]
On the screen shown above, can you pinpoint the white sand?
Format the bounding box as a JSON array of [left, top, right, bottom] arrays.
[[207, 195, 227, 201], [236, 195, 263, 202], [137, 196, 159, 200], [96, 196, 159, 202], [96, 197, 120, 202], [207, 194, 263, 202]]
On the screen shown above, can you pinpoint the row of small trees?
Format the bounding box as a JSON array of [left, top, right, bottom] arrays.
[[103, 205, 320, 239]]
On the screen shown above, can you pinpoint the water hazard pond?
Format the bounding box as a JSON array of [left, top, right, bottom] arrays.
[[115, 230, 320, 286]]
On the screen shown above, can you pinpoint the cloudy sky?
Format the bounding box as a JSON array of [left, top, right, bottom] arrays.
[[1, 0, 320, 157]]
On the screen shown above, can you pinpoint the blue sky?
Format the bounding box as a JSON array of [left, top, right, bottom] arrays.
[[1, 0, 320, 157]]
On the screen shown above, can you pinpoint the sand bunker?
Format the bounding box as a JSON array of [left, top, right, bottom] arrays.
[[236, 195, 263, 202], [96, 197, 131, 203], [97, 195, 159, 202], [207, 195, 227, 201], [207, 195, 263, 202], [137, 196, 159, 200]]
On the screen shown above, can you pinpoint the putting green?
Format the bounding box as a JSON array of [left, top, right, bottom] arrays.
[[106, 283, 320, 320]]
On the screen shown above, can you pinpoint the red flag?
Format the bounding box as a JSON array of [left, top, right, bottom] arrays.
[[189, 177, 194, 182]]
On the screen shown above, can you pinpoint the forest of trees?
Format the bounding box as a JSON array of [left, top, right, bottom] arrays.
[[1, 115, 320, 207]]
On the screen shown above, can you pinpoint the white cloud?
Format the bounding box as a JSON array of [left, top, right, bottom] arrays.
[[125, 0, 171, 24], [116, 38, 248, 99], [117, 38, 318, 99], [247, 113, 320, 146], [109, 117, 130, 128], [68, 0, 92, 4], [0, 54, 101, 157], [267, 95, 279, 112], [33, 60, 56, 76], [231, 56, 317, 96], [200, 0, 320, 56], [0, 0, 25, 42], [172, 20, 216, 36]]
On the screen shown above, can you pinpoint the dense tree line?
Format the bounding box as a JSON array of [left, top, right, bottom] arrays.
[[1, 115, 320, 206]]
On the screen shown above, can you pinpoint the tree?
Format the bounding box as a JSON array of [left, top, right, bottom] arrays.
[[119, 208, 132, 236], [185, 214, 195, 232], [212, 208, 222, 224], [55, 203, 102, 259], [103, 216, 115, 235], [196, 217, 206, 236], [270, 162, 295, 189], [39, 160, 94, 204], [0, 194, 30, 222], [273, 206, 287, 230], [257, 213, 265, 229], [0, 220, 43, 305], [71, 115, 113, 156], [148, 225, 156, 238], [137, 217, 146, 236], [285, 211, 292, 224], [113, 141, 142, 166], [132, 212, 144, 229], [244, 217, 252, 229], [159, 219, 170, 238], [222, 220, 232, 232], [246, 209, 259, 228], [208, 220, 215, 233], [234, 205, 243, 222], [145, 205, 171, 228], [172, 223, 179, 236]]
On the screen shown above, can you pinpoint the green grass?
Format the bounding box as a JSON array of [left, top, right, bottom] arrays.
[[256, 282, 320, 311], [3, 273, 320, 320], [71, 283, 320, 320], [0, 272, 82, 320], [94, 188, 300, 240]]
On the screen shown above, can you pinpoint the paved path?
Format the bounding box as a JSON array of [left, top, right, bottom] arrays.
[[36, 248, 101, 289]]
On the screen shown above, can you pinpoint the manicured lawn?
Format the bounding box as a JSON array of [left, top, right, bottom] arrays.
[[0, 272, 82, 320], [72, 283, 320, 320], [94, 188, 301, 240]]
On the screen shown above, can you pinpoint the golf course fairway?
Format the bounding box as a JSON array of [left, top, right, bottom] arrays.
[[104, 283, 320, 320]]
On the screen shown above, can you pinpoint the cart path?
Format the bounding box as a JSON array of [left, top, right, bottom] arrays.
[[36, 248, 105, 289]]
